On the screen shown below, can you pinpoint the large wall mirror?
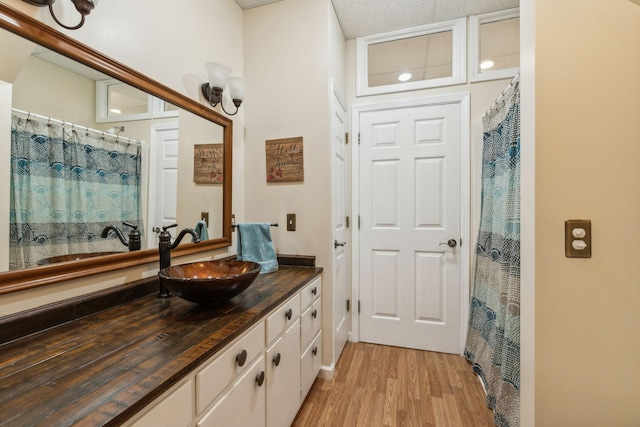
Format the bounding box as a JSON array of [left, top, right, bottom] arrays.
[[0, 4, 232, 293]]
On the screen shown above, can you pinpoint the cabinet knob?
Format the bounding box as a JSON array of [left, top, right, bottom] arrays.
[[311, 287, 317, 296], [235, 349, 247, 367], [255, 371, 265, 387], [273, 352, 281, 367], [311, 309, 317, 319], [312, 346, 318, 356], [284, 308, 293, 320]]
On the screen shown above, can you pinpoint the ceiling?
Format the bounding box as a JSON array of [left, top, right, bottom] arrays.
[[235, 0, 519, 39]]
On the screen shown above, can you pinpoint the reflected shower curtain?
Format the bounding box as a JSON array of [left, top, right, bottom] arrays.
[[465, 80, 520, 427], [9, 115, 143, 269]]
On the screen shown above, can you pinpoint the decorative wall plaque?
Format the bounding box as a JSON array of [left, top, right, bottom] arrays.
[[265, 137, 304, 183], [194, 144, 223, 184]]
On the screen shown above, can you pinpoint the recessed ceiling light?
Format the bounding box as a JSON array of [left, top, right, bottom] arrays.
[[398, 72, 412, 82], [480, 60, 495, 70], [109, 108, 122, 114]]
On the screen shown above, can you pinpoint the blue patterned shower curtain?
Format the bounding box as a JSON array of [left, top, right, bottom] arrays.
[[9, 115, 143, 269], [464, 79, 520, 427]]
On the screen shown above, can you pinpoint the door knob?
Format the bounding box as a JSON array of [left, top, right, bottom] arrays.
[[334, 240, 346, 248], [439, 239, 457, 248]]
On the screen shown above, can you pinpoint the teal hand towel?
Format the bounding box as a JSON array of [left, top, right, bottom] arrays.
[[237, 222, 278, 274], [193, 220, 209, 241]]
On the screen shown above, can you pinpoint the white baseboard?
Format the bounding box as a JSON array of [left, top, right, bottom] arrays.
[[318, 364, 335, 380]]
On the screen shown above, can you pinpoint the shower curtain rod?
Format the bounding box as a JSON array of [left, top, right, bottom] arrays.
[[484, 71, 520, 117], [11, 108, 144, 146]]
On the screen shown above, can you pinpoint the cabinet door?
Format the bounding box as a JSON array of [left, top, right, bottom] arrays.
[[130, 379, 193, 427], [197, 356, 266, 427], [300, 331, 322, 400], [266, 319, 301, 427]]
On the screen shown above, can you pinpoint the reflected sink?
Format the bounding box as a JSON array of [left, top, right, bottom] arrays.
[[158, 260, 261, 304], [37, 251, 126, 265]]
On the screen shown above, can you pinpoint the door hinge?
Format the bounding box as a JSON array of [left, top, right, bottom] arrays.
[[346, 216, 350, 228], [358, 132, 361, 145], [345, 132, 349, 144], [358, 300, 361, 313], [358, 215, 361, 230], [346, 299, 350, 312]]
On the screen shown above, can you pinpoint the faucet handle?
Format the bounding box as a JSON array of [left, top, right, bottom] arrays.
[[122, 221, 138, 230], [162, 224, 178, 232]]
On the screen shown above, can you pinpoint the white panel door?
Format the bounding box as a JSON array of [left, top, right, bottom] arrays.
[[148, 124, 179, 247], [331, 85, 349, 364], [359, 102, 462, 353]]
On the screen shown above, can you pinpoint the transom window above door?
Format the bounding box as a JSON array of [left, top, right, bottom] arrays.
[[356, 18, 466, 97], [469, 8, 520, 82]]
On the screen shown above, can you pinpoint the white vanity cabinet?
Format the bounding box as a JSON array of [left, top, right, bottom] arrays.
[[299, 277, 322, 400], [124, 275, 323, 427]]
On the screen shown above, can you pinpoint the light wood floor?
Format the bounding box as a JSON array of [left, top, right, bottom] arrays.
[[292, 342, 495, 427]]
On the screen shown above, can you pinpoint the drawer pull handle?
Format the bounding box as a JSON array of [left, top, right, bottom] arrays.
[[311, 309, 317, 319], [235, 349, 248, 367], [312, 346, 318, 356], [311, 287, 317, 296], [255, 371, 265, 387], [273, 352, 281, 367], [285, 308, 293, 320]]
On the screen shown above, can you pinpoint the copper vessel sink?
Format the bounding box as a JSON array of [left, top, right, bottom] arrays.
[[158, 260, 261, 304]]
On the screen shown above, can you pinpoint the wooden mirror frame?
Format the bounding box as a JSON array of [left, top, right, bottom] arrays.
[[0, 4, 233, 294]]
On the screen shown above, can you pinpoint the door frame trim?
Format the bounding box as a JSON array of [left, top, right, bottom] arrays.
[[350, 93, 470, 354], [147, 122, 179, 248]]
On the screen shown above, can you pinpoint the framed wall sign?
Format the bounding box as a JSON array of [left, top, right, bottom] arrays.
[[266, 137, 304, 183], [194, 144, 224, 184]]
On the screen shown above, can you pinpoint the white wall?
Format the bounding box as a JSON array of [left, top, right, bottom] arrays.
[[243, 0, 345, 367], [0, 0, 245, 315], [534, 0, 640, 424]]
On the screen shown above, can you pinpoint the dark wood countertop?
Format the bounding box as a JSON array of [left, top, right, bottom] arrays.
[[0, 265, 322, 426]]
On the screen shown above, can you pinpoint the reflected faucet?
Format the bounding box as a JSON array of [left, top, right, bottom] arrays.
[[101, 221, 142, 251], [158, 224, 201, 297]]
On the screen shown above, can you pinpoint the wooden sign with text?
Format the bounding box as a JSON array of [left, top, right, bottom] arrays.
[[265, 137, 304, 183], [194, 144, 224, 184]]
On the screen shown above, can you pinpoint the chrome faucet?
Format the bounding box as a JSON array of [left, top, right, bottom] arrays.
[[101, 221, 142, 251], [158, 224, 201, 297]]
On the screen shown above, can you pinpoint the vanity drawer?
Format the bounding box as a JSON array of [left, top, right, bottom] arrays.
[[300, 277, 321, 311], [300, 298, 321, 351], [300, 331, 322, 400], [266, 293, 300, 345], [195, 321, 265, 414]]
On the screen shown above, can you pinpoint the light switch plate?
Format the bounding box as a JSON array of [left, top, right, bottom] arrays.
[[287, 213, 296, 231], [565, 219, 591, 258]]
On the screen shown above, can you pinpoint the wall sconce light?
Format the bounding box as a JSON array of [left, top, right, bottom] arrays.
[[23, 0, 98, 30], [201, 62, 247, 116]]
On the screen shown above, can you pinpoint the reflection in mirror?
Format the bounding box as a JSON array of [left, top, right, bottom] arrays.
[[5, 44, 225, 271], [0, 4, 232, 290]]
